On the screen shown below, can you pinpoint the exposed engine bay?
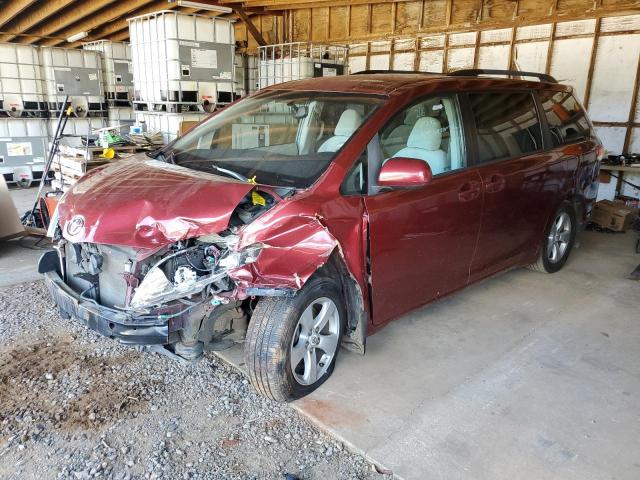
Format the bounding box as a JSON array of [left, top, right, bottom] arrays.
[[50, 189, 282, 361]]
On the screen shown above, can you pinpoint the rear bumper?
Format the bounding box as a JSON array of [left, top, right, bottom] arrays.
[[43, 268, 169, 346]]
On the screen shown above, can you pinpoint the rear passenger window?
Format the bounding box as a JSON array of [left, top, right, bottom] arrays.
[[539, 90, 591, 147], [469, 92, 543, 163]]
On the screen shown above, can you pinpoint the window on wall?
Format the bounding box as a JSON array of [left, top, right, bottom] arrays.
[[469, 91, 544, 163], [539, 90, 592, 147], [379, 95, 466, 176]]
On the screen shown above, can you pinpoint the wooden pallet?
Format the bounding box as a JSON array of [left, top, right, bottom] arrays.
[[52, 145, 147, 190]]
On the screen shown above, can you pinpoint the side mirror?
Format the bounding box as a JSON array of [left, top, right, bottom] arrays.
[[378, 157, 432, 189]]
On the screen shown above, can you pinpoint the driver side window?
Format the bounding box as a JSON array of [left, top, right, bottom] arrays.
[[379, 95, 466, 176]]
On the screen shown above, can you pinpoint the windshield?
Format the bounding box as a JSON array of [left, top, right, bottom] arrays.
[[169, 91, 385, 188]]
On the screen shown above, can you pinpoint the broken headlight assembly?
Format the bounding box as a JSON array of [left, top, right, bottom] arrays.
[[218, 243, 263, 270], [129, 243, 263, 309]]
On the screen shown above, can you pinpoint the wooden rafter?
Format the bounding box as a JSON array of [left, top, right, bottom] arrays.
[[235, 6, 267, 46], [0, 0, 40, 30], [0, 0, 77, 42], [45, 0, 178, 47], [16, 0, 120, 45]]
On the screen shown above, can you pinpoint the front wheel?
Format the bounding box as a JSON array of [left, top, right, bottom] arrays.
[[528, 203, 576, 273], [244, 276, 345, 402]]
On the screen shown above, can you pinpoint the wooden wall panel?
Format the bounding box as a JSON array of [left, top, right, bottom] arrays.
[[451, 0, 482, 25], [311, 7, 330, 41], [396, 1, 423, 34], [557, 0, 598, 12], [601, 0, 640, 7], [481, 0, 518, 21], [330, 6, 349, 39], [350, 5, 371, 37], [292, 9, 311, 41], [371, 3, 393, 34], [517, 0, 555, 19], [423, 0, 448, 27], [235, 16, 280, 50]]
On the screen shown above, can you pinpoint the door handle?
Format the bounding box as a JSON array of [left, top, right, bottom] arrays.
[[458, 181, 481, 202], [485, 174, 506, 193]]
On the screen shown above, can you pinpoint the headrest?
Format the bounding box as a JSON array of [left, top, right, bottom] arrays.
[[407, 117, 443, 151], [334, 109, 363, 137], [404, 106, 421, 126]]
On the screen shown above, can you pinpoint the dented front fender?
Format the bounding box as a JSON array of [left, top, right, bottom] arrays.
[[230, 211, 338, 292]]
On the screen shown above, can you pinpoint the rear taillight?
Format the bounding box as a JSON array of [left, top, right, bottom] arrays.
[[595, 144, 605, 162]]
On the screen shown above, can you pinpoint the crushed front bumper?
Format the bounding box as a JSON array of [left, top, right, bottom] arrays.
[[42, 265, 169, 346]]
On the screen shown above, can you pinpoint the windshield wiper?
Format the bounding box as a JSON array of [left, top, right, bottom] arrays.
[[211, 165, 248, 182]]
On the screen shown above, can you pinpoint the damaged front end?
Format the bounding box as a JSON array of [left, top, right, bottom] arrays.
[[41, 230, 267, 360], [39, 157, 355, 360], [40, 153, 369, 364]]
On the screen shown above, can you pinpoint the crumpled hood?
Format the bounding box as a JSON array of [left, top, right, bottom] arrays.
[[57, 156, 255, 248]]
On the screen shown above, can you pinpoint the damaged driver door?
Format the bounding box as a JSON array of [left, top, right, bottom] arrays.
[[364, 94, 483, 326]]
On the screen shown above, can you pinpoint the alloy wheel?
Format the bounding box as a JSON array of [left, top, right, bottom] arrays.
[[547, 211, 572, 263], [290, 297, 340, 386]]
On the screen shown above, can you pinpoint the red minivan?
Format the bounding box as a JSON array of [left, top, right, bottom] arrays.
[[41, 70, 602, 401]]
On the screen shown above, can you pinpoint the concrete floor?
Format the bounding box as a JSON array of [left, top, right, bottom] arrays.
[[291, 230, 640, 480], [220, 230, 640, 480], [3, 185, 640, 479]]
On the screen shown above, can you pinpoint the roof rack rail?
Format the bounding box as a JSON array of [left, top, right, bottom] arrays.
[[352, 70, 441, 75], [448, 69, 558, 83]]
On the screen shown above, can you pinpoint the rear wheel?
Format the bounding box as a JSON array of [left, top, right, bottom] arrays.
[[529, 203, 576, 273], [244, 276, 345, 402]]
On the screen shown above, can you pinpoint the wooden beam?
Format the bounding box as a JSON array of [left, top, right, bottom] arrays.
[[0, 0, 76, 42], [0, 0, 40, 30], [44, 0, 181, 47], [582, 16, 601, 110], [189, 0, 267, 45], [234, 6, 267, 46], [251, 0, 415, 10], [16, 0, 120, 45], [623, 40, 640, 153]]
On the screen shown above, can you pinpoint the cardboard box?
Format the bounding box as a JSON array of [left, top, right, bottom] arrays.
[[179, 121, 199, 137], [590, 200, 637, 232], [0, 176, 25, 240]]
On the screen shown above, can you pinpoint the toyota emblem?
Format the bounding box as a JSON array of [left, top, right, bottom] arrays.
[[66, 215, 85, 237]]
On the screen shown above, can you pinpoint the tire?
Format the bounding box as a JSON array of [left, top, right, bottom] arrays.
[[528, 203, 576, 274], [244, 276, 345, 402]]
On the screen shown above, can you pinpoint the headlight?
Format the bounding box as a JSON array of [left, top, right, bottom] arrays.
[[218, 243, 263, 270], [129, 244, 262, 309], [130, 268, 173, 308], [130, 264, 223, 309]]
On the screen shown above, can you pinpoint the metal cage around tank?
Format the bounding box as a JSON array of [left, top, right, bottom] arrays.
[[127, 10, 236, 114], [258, 42, 348, 89], [39, 46, 107, 118], [0, 42, 48, 118]]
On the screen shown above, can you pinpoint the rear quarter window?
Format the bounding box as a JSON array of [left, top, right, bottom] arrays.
[[468, 91, 543, 164], [539, 90, 592, 147]]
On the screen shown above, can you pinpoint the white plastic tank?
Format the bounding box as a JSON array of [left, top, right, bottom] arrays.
[[48, 117, 108, 148], [135, 111, 208, 143], [0, 42, 47, 118], [107, 106, 135, 134], [83, 40, 133, 107], [258, 43, 348, 88], [128, 10, 236, 113], [235, 53, 259, 97], [0, 118, 48, 179], [39, 46, 106, 118]]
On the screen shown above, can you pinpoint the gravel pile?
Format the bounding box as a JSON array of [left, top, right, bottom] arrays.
[[0, 281, 382, 480]]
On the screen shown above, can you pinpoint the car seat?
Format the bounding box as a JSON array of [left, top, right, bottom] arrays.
[[318, 109, 363, 153], [383, 106, 421, 156], [393, 117, 448, 174]]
